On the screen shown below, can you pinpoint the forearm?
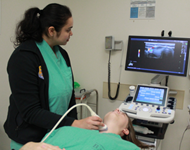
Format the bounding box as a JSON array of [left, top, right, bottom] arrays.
[[20, 142, 65, 150]]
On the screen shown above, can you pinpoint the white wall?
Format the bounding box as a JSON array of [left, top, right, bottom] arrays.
[[1, 0, 190, 150]]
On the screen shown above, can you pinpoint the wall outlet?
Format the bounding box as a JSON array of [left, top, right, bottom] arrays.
[[187, 124, 190, 130], [186, 117, 190, 130], [188, 105, 190, 110]]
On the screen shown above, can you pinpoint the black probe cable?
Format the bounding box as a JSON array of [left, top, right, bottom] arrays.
[[108, 50, 120, 100]]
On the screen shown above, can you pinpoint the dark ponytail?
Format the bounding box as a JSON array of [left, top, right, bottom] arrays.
[[14, 3, 72, 47], [14, 7, 42, 47]]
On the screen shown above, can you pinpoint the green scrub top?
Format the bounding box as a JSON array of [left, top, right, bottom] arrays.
[[44, 127, 141, 150], [36, 40, 72, 115]]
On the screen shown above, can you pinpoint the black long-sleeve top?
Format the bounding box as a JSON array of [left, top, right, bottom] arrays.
[[4, 40, 77, 144]]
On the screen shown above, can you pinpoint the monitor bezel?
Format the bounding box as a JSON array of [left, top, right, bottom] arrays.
[[133, 84, 169, 106], [125, 35, 190, 77]]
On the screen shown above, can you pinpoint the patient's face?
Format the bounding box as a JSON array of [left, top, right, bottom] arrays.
[[104, 108, 128, 129]]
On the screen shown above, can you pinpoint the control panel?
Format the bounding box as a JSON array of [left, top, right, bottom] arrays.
[[119, 84, 176, 123]]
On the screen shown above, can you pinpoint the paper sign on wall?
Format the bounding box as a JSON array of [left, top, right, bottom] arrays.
[[130, 0, 156, 19]]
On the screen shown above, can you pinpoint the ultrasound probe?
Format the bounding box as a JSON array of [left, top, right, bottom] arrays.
[[41, 103, 107, 143]]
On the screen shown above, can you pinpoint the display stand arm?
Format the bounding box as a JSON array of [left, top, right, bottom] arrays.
[[151, 75, 167, 85]]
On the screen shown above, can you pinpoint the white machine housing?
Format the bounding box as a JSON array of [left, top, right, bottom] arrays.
[[119, 84, 175, 123]]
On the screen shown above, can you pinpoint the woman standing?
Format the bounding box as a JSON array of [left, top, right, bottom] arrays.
[[4, 3, 103, 150]]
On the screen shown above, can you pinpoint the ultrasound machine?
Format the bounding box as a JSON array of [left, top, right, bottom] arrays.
[[119, 35, 190, 150]]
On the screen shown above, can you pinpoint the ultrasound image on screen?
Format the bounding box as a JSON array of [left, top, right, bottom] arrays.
[[144, 42, 175, 59]]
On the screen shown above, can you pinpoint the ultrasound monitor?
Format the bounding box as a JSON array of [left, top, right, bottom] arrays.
[[125, 36, 190, 79]]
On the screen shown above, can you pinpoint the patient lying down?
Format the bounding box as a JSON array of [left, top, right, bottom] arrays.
[[21, 109, 154, 150]]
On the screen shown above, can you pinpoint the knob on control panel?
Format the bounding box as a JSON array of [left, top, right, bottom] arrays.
[[156, 106, 160, 111]]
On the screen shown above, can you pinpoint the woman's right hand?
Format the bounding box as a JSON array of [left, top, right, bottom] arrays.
[[71, 116, 104, 130]]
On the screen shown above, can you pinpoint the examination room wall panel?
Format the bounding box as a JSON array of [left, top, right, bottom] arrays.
[[0, 0, 69, 149], [64, 0, 190, 150]]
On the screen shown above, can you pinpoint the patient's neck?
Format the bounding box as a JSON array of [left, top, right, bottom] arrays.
[[99, 123, 120, 135]]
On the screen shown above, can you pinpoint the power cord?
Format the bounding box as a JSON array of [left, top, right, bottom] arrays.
[[179, 126, 188, 150], [179, 106, 190, 150]]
